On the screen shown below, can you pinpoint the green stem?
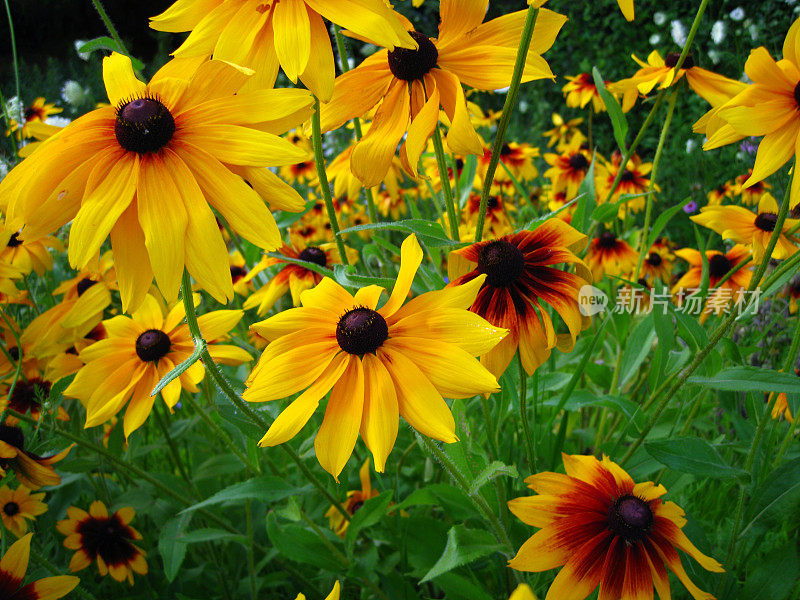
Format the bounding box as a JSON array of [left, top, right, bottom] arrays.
[[633, 85, 679, 280], [475, 6, 539, 242], [311, 98, 349, 265], [619, 169, 794, 466], [153, 399, 197, 495], [246, 496, 257, 600], [2, 0, 19, 118], [0, 308, 22, 425], [179, 272, 352, 522], [772, 413, 800, 469], [431, 124, 460, 240], [89, 0, 133, 59], [517, 354, 534, 473]]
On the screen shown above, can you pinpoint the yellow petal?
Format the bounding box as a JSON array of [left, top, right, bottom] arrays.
[[360, 354, 399, 472], [273, 0, 311, 83], [298, 9, 336, 102], [103, 53, 146, 106], [110, 202, 154, 313], [379, 234, 422, 317], [432, 69, 483, 155]]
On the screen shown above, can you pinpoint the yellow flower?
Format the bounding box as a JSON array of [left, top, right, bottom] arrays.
[[0, 534, 78, 598], [0, 224, 61, 276], [586, 232, 638, 282], [325, 458, 378, 538], [562, 73, 606, 113], [5, 97, 62, 140], [150, 0, 415, 101], [0, 53, 313, 312], [691, 193, 799, 261], [542, 113, 583, 147], [0, 484, 47, 537], [244, 234, 506, 479], [295, 581, 340, 600], [64, 293, 251, 437], [319, 1, 566, 186]]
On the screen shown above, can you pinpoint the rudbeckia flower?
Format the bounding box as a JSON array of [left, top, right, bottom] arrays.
[[57, 501, 147, 585], [150, 0, 415, 101], [5, 97, 63, 140], [447, 222, 592, 379], [586, 232, 638, 281], [544, 138, 594, 198], [0, 364, 70, 426], [244, 234, 506, 479], [0, 259, 23, 300], [0, 225, 60, 276], [595, 151, 656, 213], [692, 193, 800, 261], [0, 484, 47, 537], [772, 371, 798, 422], [243, 238, 358, 316], [611, 50, 745, 112], [0, 534, 78, 599], [734, 169, 770, 205], [706, 180, 735, 206], [325, 458, 378, 538], [784, 276, 800, 313], [64, 294, 252, 438], [562, 73, 606, 113], [700, 18, 800, 202], [508, 454, 724, 600], [0, 425, 73, 489], [460, 193, 514, 239], [672, 245, 752, 320], [542, 113, 584, 148], [319, 0, 566, 186], [640, 242, 675, 282], [0, 53, 314, 312], [478, 141, 540, 184]]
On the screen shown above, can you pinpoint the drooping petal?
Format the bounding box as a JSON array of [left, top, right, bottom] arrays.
[[103, 53, 146, 106], [360, 353, 399, 472], [273, 0, 311, 83]]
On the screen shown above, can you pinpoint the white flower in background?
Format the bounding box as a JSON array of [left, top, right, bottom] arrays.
[[45, 116, 71, 128], [519, 100, 529, 113], [0, 157, 9, 180], [4, 96, 22, 121], [74, 40, 90, 60], [685, 139, 697, 154], [708, 49, 722, 64], [711, 20, 726, 44], [649, 33, 662, 45], [671, 20, 687, 46], [653, 11, 667, 25], [749, 23, 759, 40], [60, 80, 90, 107], [730, 7, 745, 20]]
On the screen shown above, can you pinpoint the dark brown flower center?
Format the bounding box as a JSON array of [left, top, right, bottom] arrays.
[[10, 378, 50, 412], [500, 143, 512, 156], [23, 107, 38, 121], [665, 52, 694, 69], [336, 307, 388, 355], [620, 169, 635, 182], [135, 329, 171, 362], [598, 231, 618, 249], [709, 254, 731, 278], [6, 232, 22, 248], [298, 247, 328, 267], [387, 31, 438, 81], [0, 425, 24, 449], [230, 265, 248, 283], [8, 347, 20, 361], [487, 196, 499, 209], [76, 278, 98, 296], [350, 501, 364, 514], [3, 501, 19, 516], [77, 515, 138, 565], [795, 82, 800, 110], [754, 212, 778, 232], [608, 495, 653, 542], [477, 240, 525, 287], [115, 96, 175, 154], [569, 153, 589, 171], [646, 252, 662, 266]]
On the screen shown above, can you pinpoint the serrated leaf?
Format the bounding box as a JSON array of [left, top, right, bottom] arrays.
[[333, 264, 395, 290], [179, 476, 310, 514], [420, 525, 502, 583], [645, 437, 749, 480], [467, 461, 518, 496], [688, 367, 800, 393]]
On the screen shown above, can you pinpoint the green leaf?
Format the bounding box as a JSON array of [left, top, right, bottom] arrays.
[[159, 513, 192, 581], [571, 156, 597, 234], [76, 37, 145, 70], [647, 197, 692, 248], [741, 542, 799, 600], [339, 219, 458, 247], [456, 155, 478, 207], [744, 458, 800, 532], [467, 461, 519, 496], [644, 437, 749, 480], [179, 476, 310, 514], [420, 525, 502, 583], [333, 264, 395, 290], [390, 484, 475, 520], [265, 513, 346, 571], [151, 342, 205, 396], [589, 201, 622, 223], [618, 314, 656, 388], [592, 67, 628, 151], [175, 528, 247, 545], [344, 490, 393, 552], [688, 366, 800, 393]]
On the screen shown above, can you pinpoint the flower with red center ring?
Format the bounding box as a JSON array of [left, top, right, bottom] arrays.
[[325, 458, 379, 538], [586, 232, 638, 282], [0, 424, 73, 490], [0, 484, 47, 537], [562, 73, 607, 113], [595, 151, 657, 214], [447, 221, 592, 379], [57, 501, 147, 585], [0, 533, 78, 598], [733, 169, 771, 206], [5, 97, 63, 141], [508, 453, 724, 600], [544, 139, 594, 198]]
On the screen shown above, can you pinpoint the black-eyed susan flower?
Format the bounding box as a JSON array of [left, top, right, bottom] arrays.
[[586, 232, 638, 281], [0, 224, 60, 276], [706, 180, 735, 206], [228, 250, 251, 297], [562, 73, 606, 113], [151, 0, 415, 101], [0, 53, 314, 312], [508, 454, 724, 600], [783, 276, 800, 313], [544, 138, 593, 198], [245, 234, 506, 479], [5, 97, 63, 140], [448, 222, 592, 379], [595, 151, 656, 213], [0, 533, 78, 598], [462, 194, 514, 239], [325, 458, 378, 538], [691, 193, 799, 261], [478, 142, 540, 184], [701, 18, 800, 201], [57, 501, 147, 585], [672, 245, 752, 319], [0, 363, 70, 426], [734, 169, 771, 205], [0, 425, 73, 489], [64, 294, 251, 438], [641, 242, 675, 282], [243, 239, 357, 316], [0, 484, 47, 537], [772, 372, 798, 422], [611, 50, 745, 112], [542, 113, 583, 148], [319, 1, 566, 186]]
